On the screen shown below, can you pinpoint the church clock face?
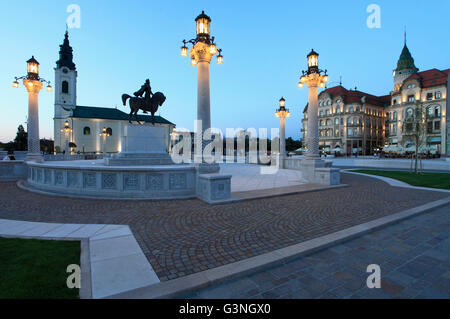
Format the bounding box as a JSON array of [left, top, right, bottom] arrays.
[[62, 68, 68, 74]]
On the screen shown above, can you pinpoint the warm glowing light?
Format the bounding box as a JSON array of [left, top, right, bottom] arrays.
[[279, 97, 286, 107], [196, 11, 211, 36], [300, 76, 306, 83], [287, 112, 291, 118], [323, 75, 329, 83], [217, 54, 223, 65], [307, 50, 319, 68], [320, 82, 325, 88], [191, 58, 197, 66], [27, 82, 33, 87], [180, 46, 188, 57], [46, 84, 52, 92], [64, 121, 69, 128], [275, 113, 280, 118], [209, 44, 217, 55], [27, 56, 39, 76], [12, 81, 19, 88], [298, 82, 304, 89]]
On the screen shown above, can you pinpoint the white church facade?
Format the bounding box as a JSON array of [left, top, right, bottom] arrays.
[[53, 32, 175, 154]]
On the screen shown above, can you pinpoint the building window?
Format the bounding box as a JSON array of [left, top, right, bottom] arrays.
[[335, 118, 339, 125], [62, 81, 69, 94], [407, 95, 415, 103], [435, 91, 441, 99], [335, 129, 339, 137], [435, 106, 440, 117], [347, 128, 353, 137], [407, 84, 415, 89], [320, 111, 324, 117], [326, 110, 330, 116], [106, 127, 113, 136], [326, 120, 331, 126], [426, 93, 433, 101], [393, 112, 397, 121], [427, 121, 433, 134], [406, 108, 413, 118], [434, 121, 440, 131], [392, 99, 397, 105], [83, 127, 91, 135], [349, 107, 354, 113]]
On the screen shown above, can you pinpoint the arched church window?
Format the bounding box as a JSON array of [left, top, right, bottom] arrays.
[[106, 127, 113, 136], [62, 81, 69, 94], [83, 127, 91, 135]]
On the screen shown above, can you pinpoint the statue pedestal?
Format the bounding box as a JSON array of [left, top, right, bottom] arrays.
[[105, 125, 173, 166]]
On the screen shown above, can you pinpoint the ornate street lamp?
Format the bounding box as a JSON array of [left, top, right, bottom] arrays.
[[275, 97, 290, 161], [60, 120, 73, 156], [180, 11, 223, 167], [298, 49, 328, 160], [12, 56, 52, 162]]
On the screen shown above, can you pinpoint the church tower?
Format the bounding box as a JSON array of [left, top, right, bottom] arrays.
[[54, 31, 77, 118], [393, 34, 418, 92], [54, 31, 77, 153]]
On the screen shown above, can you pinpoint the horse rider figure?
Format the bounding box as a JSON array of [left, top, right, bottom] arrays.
[[133, 79, 153, 113]]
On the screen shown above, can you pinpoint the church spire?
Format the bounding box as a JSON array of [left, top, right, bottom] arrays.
[[395, 32, 418, 73], [56, 30, 76, 70]]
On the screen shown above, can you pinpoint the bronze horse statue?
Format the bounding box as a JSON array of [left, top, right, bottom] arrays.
[[122, 91, 166, 125]]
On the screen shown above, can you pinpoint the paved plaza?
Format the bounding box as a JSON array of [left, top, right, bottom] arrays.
[[219, 163, 307, 192], [185, 204, 450, 299], [0, 171, 448, 282]]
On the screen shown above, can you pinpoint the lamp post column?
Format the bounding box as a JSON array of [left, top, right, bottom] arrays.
[[275, 97, 290, 168], [24, 80, 43, 162], [197, 59, 211, 138], [306, 79, 320, 159]]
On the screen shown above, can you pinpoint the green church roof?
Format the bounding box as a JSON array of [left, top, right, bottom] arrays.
[[395, 44, 418, 72], [71, 106, 174, 125]]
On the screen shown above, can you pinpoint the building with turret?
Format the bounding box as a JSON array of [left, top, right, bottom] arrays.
[[302, 38, 449, 156], [53, 32, 175, 154]]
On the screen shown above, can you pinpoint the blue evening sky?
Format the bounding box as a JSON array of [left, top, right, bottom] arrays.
[[0, 0, 449, 142]]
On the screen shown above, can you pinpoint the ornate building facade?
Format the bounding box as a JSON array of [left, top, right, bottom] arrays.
[[302, 41, 449, 156], [53, 32, 175, 154]]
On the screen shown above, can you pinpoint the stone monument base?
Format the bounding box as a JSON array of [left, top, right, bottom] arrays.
[[105, 152, 174, 166]]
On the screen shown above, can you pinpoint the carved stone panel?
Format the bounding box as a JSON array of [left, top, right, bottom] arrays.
[[54, 171, 64, 186], [124, 173, 140, 191], [37, 169, 43, 183], [67, 171, 79, 187], [44, 169, 51, 184], [169, 173, 187, 190], [83, 172, 97, 189], [146, 174, 163, 191], [102, 173, 117, 190]]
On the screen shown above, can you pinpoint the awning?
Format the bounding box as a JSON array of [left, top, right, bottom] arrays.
[[427, 136, 441, 143]]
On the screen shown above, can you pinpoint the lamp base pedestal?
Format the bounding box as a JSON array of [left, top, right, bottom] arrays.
[[25, 152, 43, 163]]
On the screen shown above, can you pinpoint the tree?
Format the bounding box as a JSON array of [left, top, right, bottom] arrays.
[[13, 125, 27, 151], [403, 104, 427, 174], [285, 137, 302, 152]]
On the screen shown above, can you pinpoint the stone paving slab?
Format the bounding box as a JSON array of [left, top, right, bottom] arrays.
[[0, 219, 160, 299], [184, 203, 450, 299]]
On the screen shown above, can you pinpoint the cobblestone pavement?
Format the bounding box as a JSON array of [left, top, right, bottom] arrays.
[[0, 173, 448, 281], [186, 204, 450, 299]]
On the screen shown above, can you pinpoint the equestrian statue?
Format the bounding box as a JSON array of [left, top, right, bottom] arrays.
[[122, 79, 166, 125]]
